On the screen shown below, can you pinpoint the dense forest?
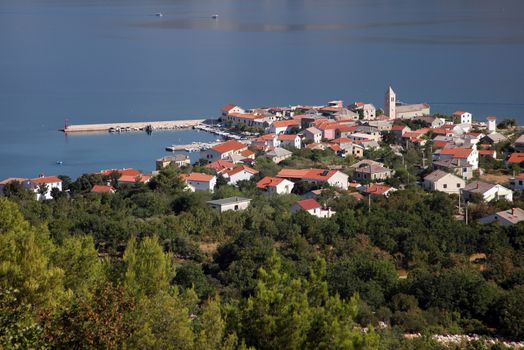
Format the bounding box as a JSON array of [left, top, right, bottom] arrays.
[[1, 161, 524, 349]]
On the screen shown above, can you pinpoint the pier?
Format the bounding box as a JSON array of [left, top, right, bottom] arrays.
[[166, 142, 222, 152], [62, 119, 206, 133]]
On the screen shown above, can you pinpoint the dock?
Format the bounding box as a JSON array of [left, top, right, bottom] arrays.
[[166, 142, 222, 152], [62, 119, 206, 133]]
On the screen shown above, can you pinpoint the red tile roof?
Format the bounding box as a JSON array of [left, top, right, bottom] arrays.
[[364, 183, 393, 195], [432, 140, 449, 149], [211, 140, 247, 154], [272, 120, 299, 128], [91, 185, 114, 193], [487, 116, 497, 121], [391, 124, 408, 131], [452, 111, 466, 116], [222, 104, 237, 113], [256, 176, 284, 189], [440, 148, 472, 159], [186, 173, 214, 182], [507, 153, 524, 164], [119, 174, 151, 183], [98, 168, 141, 177], [278, 134, 299, 141], [226, 165, 259, 177], [331, 137, 352, 144], [277, 168, 339, 181], [241, 149, 255, 157], [295, 199, 321, 210], [206, 160, 236, 173], [30, 176, 62, 184], [479, 150, 495, 156]]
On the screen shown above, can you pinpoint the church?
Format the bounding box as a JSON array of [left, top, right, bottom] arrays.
[[385, 86, 430, 120]]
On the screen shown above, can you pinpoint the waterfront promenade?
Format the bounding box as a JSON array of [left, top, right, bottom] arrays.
[[62, 119, 206, 133]]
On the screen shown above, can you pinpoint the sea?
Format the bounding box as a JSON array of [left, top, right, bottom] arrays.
[[0, 0, 523, 179]]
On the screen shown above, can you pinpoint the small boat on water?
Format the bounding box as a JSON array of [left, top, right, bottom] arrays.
[[155, 13, 163, 17], [211, 14, 219, 19], [56, 161, 63, 165]]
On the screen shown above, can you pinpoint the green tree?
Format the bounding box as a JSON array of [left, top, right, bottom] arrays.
[[0, 198, 65, 310], [52, 235, 104, 297], [123, 236, 175, 299]]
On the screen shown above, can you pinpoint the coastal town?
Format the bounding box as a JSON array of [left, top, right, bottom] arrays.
[[3, 86, 524, 228], [3, 90, 524, 348]]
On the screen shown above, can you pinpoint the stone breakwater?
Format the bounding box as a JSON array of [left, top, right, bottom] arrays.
[[62, 119, 206, 133]]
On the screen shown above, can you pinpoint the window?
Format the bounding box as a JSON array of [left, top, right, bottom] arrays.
[[234, 205, 239, 210], [463, 168, 467, 172], [443, 184, 448, 189], [457, 183, 461, 188], [520, 181, 523, 185]]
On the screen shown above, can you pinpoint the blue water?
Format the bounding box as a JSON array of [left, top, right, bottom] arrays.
[[0, 0, 523, 179]]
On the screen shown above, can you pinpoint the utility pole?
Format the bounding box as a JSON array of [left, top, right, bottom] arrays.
[[465, 201, 469, 225], [368, 194, 371, 213]]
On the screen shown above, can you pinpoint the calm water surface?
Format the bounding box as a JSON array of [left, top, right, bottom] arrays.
[[0, 0, 523, 178]]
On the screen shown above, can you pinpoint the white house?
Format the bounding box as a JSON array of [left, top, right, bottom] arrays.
[[462, 181, 513, 202], [437, 147, 479, 170], [423, 170, 465, 194], [207, 197, 252, 212], [269, 119, 300, 134], [303, 127, 322, 144], [0, 175, 64, 201], [452, 111, 472, 125], [182, 173, 217, 192], [264, 147, 293, 164], [252, 134, 280, 149], [256, 176, 295, 194], [276, 168, 349, 190], [222, 104, 245, 116], [487, 116, 497, 133], [291, 199, 335, 218], [201, 140, 248, 163], [278, 134, 301, 149], [223, 165, 258, 185]]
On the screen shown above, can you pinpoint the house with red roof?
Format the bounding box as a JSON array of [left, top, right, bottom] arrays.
[[269, 119, 300, 134], [362, 183, 396, 198], [252, 134, 280, 149], [276, 168, 349, 190], [223, 165, 259, 185], [206, 160, 236, 174], [98, 168, 141, 178], [91, 185, 115, 194], [0, 175, 63, 201], [200, 140, 248, 163], [118, 174, 151, 186], [290, 198, 335, 218], [256, 176, 295, 194], [181, 172, 217, 192], [437, 147, 479, 170], [278, 134, 301, 149], [222, 104, 245, 116], [506, 152, 524, 167], [479, 150, 497, 159], [335, 124, 358, 138]]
